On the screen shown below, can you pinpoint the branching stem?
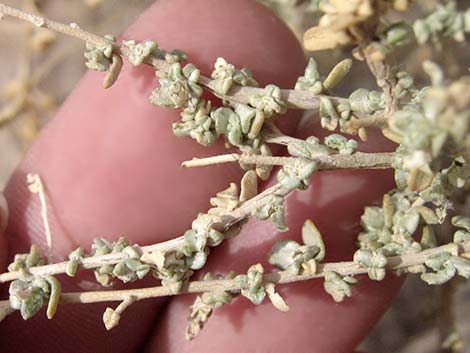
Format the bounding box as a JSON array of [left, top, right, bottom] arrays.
[[0, 2, 373, 114], [0, 3, 109, 46], [0, 183, 288, 283], [0, 241, 466, 313], [182, 152, 394, 169]]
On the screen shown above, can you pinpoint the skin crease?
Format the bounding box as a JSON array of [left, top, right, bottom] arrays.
[[0, 1, 402, 352]]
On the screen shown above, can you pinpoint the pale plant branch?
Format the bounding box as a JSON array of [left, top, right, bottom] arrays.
[[0, 3, 57, 132], [346, 114, 389, 129], [0, 182, 287, 283], [361, 44, 398, 115], [0, 21, 32, 127], [0, 2, 368, 114], [27, 173, 54, 262], [0, 3, 110, 48], [0, 97, 26, 127], [182, 151, 395, 169], [0, 235, 185, 283], [264, 133, 300, 146], [0, 0, 402, 314], [262, 121, 305, 146], [0, 1, 468, 344], [0, 241, 466, 313], [198, 75, 348, 109]]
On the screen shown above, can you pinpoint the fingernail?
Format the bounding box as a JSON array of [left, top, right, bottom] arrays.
[[0, 191, 9, 232]]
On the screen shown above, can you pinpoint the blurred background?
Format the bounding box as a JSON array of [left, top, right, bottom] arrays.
[[0, 1, 469, 352]]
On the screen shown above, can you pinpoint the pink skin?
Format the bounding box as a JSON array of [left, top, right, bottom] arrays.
[[0, 1, 401, 352]]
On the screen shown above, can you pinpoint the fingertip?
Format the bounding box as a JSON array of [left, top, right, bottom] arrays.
[[3, 1, 307, 267], [125, 0, 306, 80], [123, 0, 306, 136]]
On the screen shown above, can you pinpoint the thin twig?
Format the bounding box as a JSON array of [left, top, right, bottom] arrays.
[[0, 2, 359, 113], [0, 3, 109, 47], [198, 75, 348, 110], [362, 44, 398, 115], [0, 241, 466, 312], [27, 174, 54, 262], [346, 114, 389, 129], [262, 121, 305, 146], [0, 182, 289, 283], [0, 96, 27, 127], [182, 152, 394, 169], [0, 147, 393, 282], [0, 235, 185, 283]]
